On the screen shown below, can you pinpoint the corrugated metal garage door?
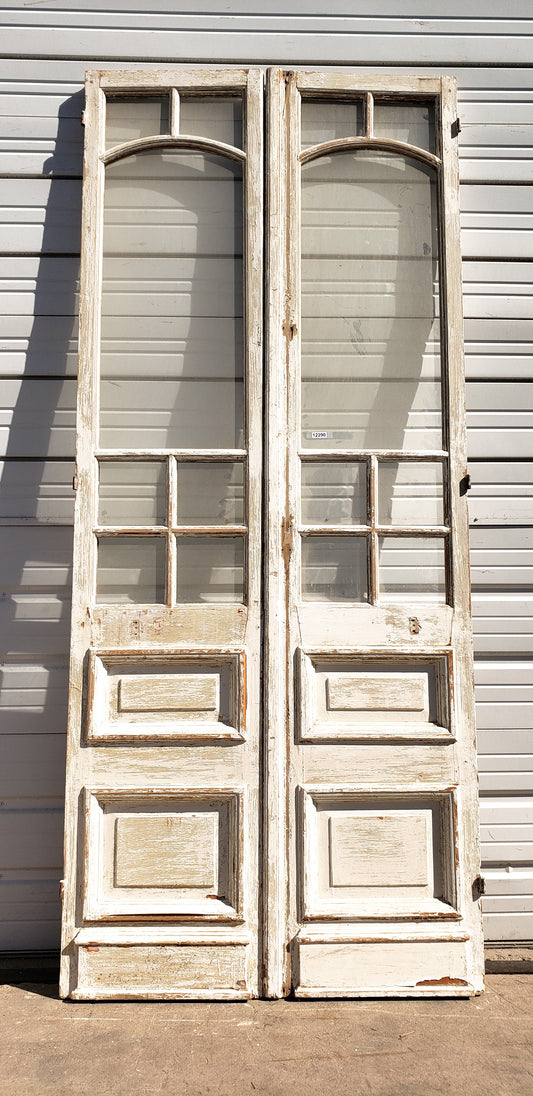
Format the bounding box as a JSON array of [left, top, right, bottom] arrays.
[[0, 5, 532, 948]]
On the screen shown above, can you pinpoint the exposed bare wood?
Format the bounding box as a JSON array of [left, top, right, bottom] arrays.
[[296, 73, 444, 95], [98, 69, 253, 91]]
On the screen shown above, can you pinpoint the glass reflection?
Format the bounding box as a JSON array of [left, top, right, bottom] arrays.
[[100, 150, 243, 449], [301, 536, 368, 601], [301, 150, 441, 450]]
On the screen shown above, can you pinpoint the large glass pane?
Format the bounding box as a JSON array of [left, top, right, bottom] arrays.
[[301, 151, 441, 450], [105, 97, 169, 149], [379, 536, 446, 600], [373, 100, 435, 154], [301, 462, 366, 525], [378, 462, 444, 526], [301, 536, 368, 601], [179, 96, 242, 148], [176, 462, 244, 525], [301, 99, 362, 147], [176, 536, 244, 602], [100, 151, 243, 449], [98, 462, 167, 526], [97, 537, 166, 603]]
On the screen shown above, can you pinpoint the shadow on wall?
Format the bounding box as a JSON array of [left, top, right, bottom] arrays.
[[0, 92, 83, 950]]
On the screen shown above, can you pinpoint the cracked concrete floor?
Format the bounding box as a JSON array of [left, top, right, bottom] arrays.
[[0, 976, 532, 1096]]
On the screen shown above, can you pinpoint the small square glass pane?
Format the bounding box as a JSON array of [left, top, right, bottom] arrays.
[[105, 97, 169, 149], [176, 537, 244, 603], [176, 462, 244, 526], [301, 462, 366, 525], [179, 97, 242, 148], [98, 462, 167, 526], [378, 462, 444, 526], [379, 536, 446, 601], [301, 99, 362, 147], [301, 536, 368, 602], [373, 100, 435, 154], [97, 537, 166, 603]]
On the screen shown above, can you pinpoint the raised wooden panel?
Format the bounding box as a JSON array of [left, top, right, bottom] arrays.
[[114, 814, 217, 888], [75, 943, 248, 1000], [83, 788, 243, 921], [328, 813, 429, 888], [326, 673, 428, 714], [118, 674, 219, 715], [298, 650, 453, 742], [300, 788, 458, 921], [87, 651, 244, 742], [295, 939, 473, 997]]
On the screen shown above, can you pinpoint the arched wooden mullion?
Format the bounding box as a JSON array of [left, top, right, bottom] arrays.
[[103, 133, 246, 166], [300, 136, 440, 171]]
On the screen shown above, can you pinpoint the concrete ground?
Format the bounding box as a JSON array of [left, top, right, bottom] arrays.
[[0, 973, 532, 1096]]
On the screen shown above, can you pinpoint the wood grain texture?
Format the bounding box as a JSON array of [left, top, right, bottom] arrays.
[[326, 673, 428, 713], [114, 814, 217, 887]]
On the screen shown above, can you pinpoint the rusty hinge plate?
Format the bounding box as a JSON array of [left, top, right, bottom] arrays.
[[281, 514, 294, 565]]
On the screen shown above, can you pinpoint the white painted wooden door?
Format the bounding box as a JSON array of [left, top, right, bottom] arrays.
[[265, 71, 484, 997], [61, 68, 484, 1000], [60, 69, 263, 999]]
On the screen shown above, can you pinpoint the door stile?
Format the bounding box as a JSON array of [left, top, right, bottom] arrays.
[[60, 70, 104, 998], [440, 78, 484, 982], [263, 67, 291, 998], [243, 65, 265, 994]]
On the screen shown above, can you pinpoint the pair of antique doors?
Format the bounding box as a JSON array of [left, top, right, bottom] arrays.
[[60, 68, 484, 999]]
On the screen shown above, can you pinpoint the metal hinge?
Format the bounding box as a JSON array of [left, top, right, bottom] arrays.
[[59, 879, 65, 900], [460, 474, 471, 496], [81, 110, 86, 126], [72, 471, 79, 492], [472, 875, 485, 900], [281, 514, 294, 564]]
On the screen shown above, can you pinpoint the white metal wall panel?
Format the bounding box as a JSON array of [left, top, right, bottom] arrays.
[[1, 10, 533, 66], [0, 5, 532, 948]]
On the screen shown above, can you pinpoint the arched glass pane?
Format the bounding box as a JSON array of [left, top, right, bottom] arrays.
[[301, 150, 441, 451], [99, 150, 243, 449]]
